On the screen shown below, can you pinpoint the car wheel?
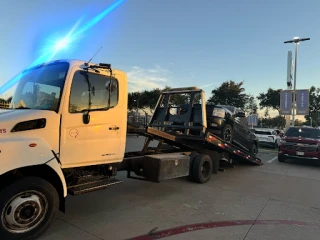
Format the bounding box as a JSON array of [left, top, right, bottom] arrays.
[[273, 141, 278, 149], [278, 154, 285, 162], [221, 124, 233, 143], [251, 143, 258, 156]]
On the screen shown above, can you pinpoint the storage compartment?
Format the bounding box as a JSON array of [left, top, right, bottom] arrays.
[[142, 153, 190, 182]]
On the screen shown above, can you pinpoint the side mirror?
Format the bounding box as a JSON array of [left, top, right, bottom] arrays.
[[236, 112, 246, 118], [83, 112, 90, 124]]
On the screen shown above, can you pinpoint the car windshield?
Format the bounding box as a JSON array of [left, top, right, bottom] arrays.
[[255, 130, 272, 135], [217, 105, 235, 113], [10, 62, 69, 112], [285, 127, 320, 139]]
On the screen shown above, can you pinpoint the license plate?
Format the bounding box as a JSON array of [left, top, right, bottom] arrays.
[[296, 151, 304, 156]]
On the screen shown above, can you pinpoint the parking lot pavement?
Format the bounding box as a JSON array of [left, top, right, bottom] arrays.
[[40, 137, 320, 240]]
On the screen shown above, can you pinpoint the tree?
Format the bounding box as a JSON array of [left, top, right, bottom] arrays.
[[128, 86, 169, 114], [161, 86, 201, 105], [305, 86, 320, 126], [128, 86, 202, 114], [128, 92, 142, 111], [139, 88, 162, 114], [245, 94, 258, 115], [207, 80, 249, 110], [258, 116, 285, 128], [294, 119, 304, 126], [257, 88, 281, 115]]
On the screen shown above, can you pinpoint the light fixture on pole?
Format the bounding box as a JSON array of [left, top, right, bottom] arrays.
[[284, 37, 310, 126], [133, 99, 139, 122]]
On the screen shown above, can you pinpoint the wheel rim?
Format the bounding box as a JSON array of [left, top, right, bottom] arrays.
[[224, 128, 232, 142], [200, 161, 210, 178], [1, 190, 48, 234]]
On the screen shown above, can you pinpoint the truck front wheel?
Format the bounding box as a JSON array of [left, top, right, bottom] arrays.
[[0, 177, 59, 240]]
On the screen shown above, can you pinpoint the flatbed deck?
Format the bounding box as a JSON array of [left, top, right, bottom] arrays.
[[126, 125, 262, 166]]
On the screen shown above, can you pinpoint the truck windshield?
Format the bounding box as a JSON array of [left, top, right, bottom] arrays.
[[10, 62, 69, 112], [285, 127, 320, 139]]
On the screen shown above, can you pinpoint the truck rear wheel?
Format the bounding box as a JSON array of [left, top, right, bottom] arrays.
[[192, 154, 213, 183], [188, 152, 199, 181], [0, 177, 59, 240]]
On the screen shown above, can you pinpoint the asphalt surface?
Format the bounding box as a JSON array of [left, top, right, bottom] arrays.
[[40, 136, 320, 240]]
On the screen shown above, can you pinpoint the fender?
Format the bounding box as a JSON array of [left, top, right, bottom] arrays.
[[0, 136, 67, 197]]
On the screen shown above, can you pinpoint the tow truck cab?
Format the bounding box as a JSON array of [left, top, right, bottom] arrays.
[[0, 59, 128, 239], [1, 59, 128, 168]]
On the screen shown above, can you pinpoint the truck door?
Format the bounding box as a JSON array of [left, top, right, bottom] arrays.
[[59, 68, 125, 168]]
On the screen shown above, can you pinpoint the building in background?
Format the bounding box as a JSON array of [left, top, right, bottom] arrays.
[[0, 99, 9, 109]]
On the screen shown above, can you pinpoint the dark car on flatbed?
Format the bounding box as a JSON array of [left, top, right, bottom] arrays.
[[278, 126, 320, 162], [177, 104, 259, 155]]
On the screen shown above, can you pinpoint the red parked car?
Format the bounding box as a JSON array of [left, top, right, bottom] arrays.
[[278, 126, 320, 162]]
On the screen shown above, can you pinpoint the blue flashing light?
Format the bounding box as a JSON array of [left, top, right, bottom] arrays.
[[54, 38, 69, 51], [0, 0, 126, 95]]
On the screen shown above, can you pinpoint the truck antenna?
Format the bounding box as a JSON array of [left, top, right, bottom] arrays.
[[86, 46, 102, 65]]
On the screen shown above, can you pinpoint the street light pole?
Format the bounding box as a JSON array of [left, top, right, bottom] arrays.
[[292, 42, 298, 127], [284, 37, 310, 127], [134, 99, 139, 122]]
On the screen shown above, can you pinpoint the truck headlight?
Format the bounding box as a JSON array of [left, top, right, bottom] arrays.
[[212, 108, 225, 118]]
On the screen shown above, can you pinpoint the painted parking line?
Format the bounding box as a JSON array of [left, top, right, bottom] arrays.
[[259, 148, 277, 153], [129, 220, 320, 239], [267, 156, 278, 163]]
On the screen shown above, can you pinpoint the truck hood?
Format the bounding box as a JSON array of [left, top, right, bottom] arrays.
[[0, 109, 59, 135], [0, 109, 14, 116], [282, 136, 320, 144]]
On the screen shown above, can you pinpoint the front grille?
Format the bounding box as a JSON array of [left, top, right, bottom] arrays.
[[284, 144, 318, 152]]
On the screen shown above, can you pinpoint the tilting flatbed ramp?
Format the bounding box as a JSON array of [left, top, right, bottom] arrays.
[[146, 127, 262, 166]]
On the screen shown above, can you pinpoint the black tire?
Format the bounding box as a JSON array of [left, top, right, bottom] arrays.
[[0, 177, 59, 240], [278, 155, 285, 163], [273, 141, 278, 149], [192, 154, 213, 184], [188, 152, 199, 181], [251, 143, 258, 156], [221, 124, 233, 143]]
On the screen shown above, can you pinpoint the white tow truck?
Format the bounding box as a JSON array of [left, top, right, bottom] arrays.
[[0, 59, 262, 240]]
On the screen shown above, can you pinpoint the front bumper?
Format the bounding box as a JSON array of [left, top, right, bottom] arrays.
[[279, 149, 320, 160], [259, 141, 275, 145]]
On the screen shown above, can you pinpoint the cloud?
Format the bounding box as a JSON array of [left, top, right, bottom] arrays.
[[200, 83, 218, 89], [127, 65, 171, 92]]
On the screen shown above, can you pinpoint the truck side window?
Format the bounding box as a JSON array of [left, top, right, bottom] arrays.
[[69, 71, 119, 113]]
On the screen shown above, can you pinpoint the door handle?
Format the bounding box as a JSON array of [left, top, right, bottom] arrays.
[[109, 126, 120, 130]]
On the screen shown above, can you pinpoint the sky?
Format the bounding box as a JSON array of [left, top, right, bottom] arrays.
[[0, 0, 319, 118]]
